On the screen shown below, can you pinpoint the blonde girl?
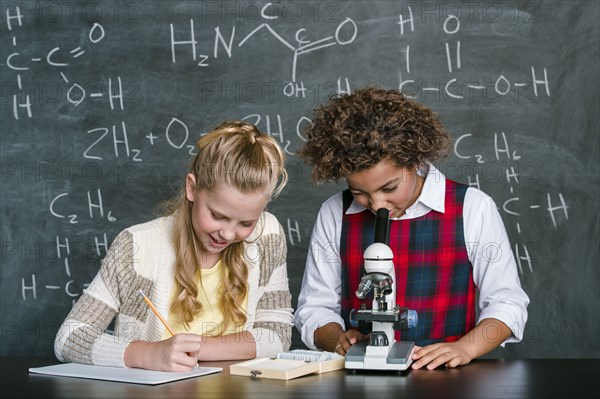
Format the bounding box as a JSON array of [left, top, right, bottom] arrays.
[[55, 121, 292, 371]]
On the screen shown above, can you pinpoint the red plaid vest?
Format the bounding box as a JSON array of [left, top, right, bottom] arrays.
[[340, 179, 476, 346]]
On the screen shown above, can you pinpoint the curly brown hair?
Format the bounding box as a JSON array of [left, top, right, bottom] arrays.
[[298, 86, 451, 182]]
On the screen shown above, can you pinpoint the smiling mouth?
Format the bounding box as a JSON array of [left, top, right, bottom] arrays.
[[209, 236, 228, 247]]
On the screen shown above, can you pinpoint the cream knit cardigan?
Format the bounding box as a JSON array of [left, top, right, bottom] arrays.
[[54, 212, 293, 367]]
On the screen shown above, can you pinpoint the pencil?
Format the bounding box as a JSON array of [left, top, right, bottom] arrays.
[[138, 289, 176, 336]]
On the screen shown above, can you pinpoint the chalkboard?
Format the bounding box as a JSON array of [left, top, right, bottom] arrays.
[[1, 1, 598, 359]]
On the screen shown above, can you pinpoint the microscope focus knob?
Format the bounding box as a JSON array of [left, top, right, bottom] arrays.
[[407, 309, 418, 329], [369, 331, 389, 346]]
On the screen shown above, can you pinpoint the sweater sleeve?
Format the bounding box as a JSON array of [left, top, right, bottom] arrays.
[[250, 217, 294, 358], [54, 230, 141, 367]]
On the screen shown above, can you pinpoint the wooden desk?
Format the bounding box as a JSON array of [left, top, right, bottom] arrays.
[[1, 357, 598, 399]]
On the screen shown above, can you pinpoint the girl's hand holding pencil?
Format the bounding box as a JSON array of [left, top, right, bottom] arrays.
[[121, 291, 201, 372]]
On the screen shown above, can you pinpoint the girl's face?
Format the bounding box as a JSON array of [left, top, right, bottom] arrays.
[[185, 174, 270, 257], [345, 161, 424, 219]]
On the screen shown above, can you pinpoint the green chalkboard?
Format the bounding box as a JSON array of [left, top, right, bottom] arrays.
[[1, 1, 598, 358]]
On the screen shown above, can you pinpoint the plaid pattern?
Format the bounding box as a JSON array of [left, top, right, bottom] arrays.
[[340, 180, 476, 346]]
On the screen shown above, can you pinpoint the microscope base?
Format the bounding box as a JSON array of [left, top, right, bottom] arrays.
[[345, 340, 415, 371]]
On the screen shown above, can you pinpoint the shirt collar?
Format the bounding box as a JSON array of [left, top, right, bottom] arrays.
[[345, 162, 446, 218]]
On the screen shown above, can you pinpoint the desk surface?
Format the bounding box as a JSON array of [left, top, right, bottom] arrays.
[[1, 357, 599, 399]]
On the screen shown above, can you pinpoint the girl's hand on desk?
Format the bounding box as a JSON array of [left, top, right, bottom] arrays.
[[124, 333, 202, 372], [411, 319, 512, 370], [410, 342, 473, 370]]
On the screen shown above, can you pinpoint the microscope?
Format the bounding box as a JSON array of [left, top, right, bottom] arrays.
[[344, 208, 418, 371]]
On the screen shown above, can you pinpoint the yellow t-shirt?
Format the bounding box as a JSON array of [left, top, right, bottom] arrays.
[[162, 259, 248, 339]]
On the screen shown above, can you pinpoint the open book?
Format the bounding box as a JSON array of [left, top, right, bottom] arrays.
[[29, 363, 222, 385]]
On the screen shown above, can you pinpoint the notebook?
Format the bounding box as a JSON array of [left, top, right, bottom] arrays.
[[29, 363, 222, 385]]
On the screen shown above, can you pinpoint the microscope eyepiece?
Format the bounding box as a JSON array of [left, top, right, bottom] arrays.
[[373, 208, 390, 244]]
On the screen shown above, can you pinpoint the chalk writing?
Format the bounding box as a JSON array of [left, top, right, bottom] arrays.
[[49, 189, 117, 224], [453, 131, 568, 274], [4, 5, 106, 119], [169, 3, 357, 96], [398, 9, 550, 101]]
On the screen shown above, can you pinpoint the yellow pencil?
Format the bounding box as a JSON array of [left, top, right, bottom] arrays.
[[138, 289, 175, 336]]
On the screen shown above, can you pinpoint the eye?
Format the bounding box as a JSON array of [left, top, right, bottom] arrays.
[[381, 186, 397, 193], [211, 212, 225, 220], [241, 221, 254, 228]]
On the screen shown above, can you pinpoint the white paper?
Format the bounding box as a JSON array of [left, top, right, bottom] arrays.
[[29, 363, 222, 385]]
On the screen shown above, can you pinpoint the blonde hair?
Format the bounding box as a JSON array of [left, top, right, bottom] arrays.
[[166, 120, 287, 329]]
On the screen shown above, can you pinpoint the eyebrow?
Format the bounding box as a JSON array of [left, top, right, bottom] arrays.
[[347, 177, 400, 192]]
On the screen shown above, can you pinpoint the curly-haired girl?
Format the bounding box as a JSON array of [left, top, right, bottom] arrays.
[[294, 87, 529, 370]]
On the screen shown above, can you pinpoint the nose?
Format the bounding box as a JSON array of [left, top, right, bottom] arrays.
[[370, 194, 388, 212], [218, 227, 236, 242]]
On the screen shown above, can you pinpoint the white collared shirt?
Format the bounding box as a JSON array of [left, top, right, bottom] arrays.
[[294, 164, 529, 350]]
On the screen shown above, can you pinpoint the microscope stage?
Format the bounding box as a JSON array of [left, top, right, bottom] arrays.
[[345, 340, 415, 371]]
